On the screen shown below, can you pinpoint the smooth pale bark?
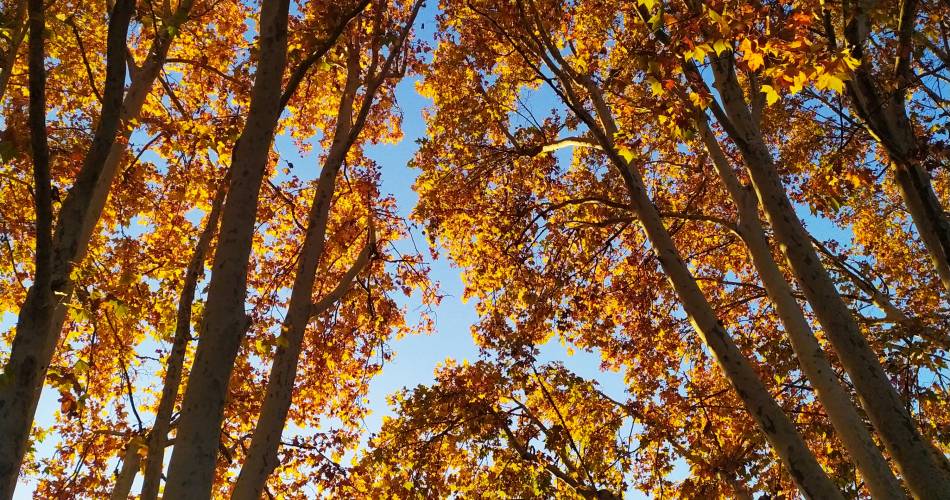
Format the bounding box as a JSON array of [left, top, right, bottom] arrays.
[[135, 180, 227, 500], [229, 190, 374, 498], [231, 6, 420, 492], [612, 159, 841, 498], [695, 112, 905, 498], [162, 0, 290, 495], [708, 54, 950, 498], [529, 40, 841, 491], [835, 0, 950, 295], [0, 0, 134, 495], [109, 437, 143, 500]]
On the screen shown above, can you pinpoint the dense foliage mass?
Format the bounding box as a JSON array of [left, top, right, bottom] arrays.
[[0, 0, 949, 497]]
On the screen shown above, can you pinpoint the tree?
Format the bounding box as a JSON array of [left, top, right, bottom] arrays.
[[412, 0, 847, 495], [653, 0, 950, 493], [161, 0, 294, 493], [2, 0, 949, 497], [342, 359, 630, 499], [231, 1, 422, 497], [0, 0, 134, 493], [827, 0, 950, 295]]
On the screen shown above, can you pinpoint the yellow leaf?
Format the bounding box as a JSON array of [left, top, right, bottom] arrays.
[[739, 38, 764, 71], [788, 71, 808, 94], [746, 51, 764, 71], [816, 72, 845, 93], [688, 91, 707, 109], [842, 52, 861, 70], [713, 39, 730, 56], [761, 84, 780, 105], [687, 44, 707, 63], [618, 147, 635, 162]]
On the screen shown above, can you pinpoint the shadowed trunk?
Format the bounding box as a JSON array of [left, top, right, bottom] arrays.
[[610, 156, 842, 498], [229, 53, 360, 500], [497, 2, 843, 491], [837, 0, 950, 295], [162, 0, 290, 495], [0, 0, 26, 103], [135, 178, 228, 500], [695, 110, 905, 498], [525, 36, 842, 495], [231, 6, 420, 493], [0, 0, 134, 494], [707, 52, 950, 498]]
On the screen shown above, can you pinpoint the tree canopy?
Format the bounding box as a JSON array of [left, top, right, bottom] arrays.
[[1, 0, 949, 497]]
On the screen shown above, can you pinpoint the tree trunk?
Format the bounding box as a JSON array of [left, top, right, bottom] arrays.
[[229, 57, 358, 500], [709, 54, 950, 498], [618, 164, 841, 498], [565, 78, 843, 496], [695, 111, 906, 498], [0, 0, 134, 495], [137, 180, 227, 500], [231, 6, 420, 491], [109, 436, 143, 500], [847, 58, 950, 296], [162, 0, 290, 495], [891, 159, 950, 294]]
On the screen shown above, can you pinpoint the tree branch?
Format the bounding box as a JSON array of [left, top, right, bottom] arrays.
[[310, 221, 376, 318]]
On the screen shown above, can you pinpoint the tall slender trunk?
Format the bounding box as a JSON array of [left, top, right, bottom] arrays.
[[2, 0, 53, 496], [708, 54, 950, 498], [848, 58, 950, 296], [231, 7, 420, 492], [109, 436, 143, 500], [135, 179, 227, 500], [891, 158, 950, 293], [228, 57, 358, 500], [617, 157, 840, 498], [621, 166, 840, 496], [507, 7, 841, 487], [162, 0, 290, 495], [0, 0, 134, 495], [695, 112, 905, 498], [555, 70, 841, 494]]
